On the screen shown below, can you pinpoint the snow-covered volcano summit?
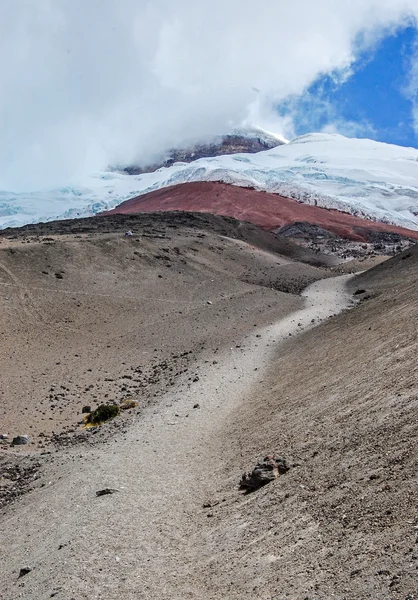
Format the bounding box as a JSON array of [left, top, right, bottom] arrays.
[[1, 131, 418, 230], [116, 132, 418, 229], [120, 125, 287, 175]]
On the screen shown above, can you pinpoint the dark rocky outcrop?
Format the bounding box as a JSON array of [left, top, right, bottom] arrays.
[[240, 455, 290, 491], [11, 435, 29, 446], [121, 132, 284, 175]]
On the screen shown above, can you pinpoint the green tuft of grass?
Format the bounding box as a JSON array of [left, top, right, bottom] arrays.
[[86, 403, 120, 425]]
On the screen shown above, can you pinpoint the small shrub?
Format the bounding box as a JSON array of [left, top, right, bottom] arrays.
[[86, 404, 120, 425]]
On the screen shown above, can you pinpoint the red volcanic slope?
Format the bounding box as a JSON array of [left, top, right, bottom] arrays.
[[105, 181, 418, 242]]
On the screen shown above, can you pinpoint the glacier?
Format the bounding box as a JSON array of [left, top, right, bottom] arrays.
[[1, 132, 417, 230]]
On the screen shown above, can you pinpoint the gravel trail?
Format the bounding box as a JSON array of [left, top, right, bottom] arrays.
[[1, 274, 355, 600]]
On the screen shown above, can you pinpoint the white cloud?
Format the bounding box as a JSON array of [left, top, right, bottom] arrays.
[[321, 119, 377, 139], [0, 0, 417, 190]]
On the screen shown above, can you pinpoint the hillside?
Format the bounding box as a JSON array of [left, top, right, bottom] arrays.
[[0, 212, 334, 444], [105, 180, 418, 244], [197, 244, 418, 598], [107, 133, 418, 230], [0, 213, 416, 599]]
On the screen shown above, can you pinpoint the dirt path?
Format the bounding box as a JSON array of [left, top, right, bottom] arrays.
[[1, 275, 355, 600]]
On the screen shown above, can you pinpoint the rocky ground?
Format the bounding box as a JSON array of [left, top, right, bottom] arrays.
[[0, 213, 335, 445], [206, 244, 418, 599], [0, 213, 416, 599], [276, 220, 415, 261]]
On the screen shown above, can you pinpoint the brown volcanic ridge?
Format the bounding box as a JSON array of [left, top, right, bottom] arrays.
[[105, 181, 418, 243]]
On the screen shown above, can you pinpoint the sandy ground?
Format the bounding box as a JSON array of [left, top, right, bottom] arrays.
[[204, 246, 418, 599], [0, 215, 329, 442], [1, 214, 416, 599], [0, 273, 354, 600]]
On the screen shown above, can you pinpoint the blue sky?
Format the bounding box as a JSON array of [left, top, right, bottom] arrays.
[[278, 25, 418, 148]]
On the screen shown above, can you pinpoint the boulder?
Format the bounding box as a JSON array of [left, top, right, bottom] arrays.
[[11, 435, 29, 446], [240, 455, 290, 491], [96, 488, 119, 497]]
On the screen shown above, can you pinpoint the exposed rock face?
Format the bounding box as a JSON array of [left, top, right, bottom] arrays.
[[277, 222, 336, 239], [122, 132, 284, 175], [275, 220, 415, 259]]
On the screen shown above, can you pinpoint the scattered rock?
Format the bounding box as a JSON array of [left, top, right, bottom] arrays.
[[119, 399, 139, 410], [193, 403, 200, 409], [11, 435, 29, 446], [240, 455, 290, 491], [96, 488, 119, 497], [354, 288, 367, 295], [55, 272, 63, 279], [389, 574, 401, 588], [206, 300, 213, 305], [19, 566, 32, 578]]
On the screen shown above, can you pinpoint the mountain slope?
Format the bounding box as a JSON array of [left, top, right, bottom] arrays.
[[0, 211, 338, 442], [1, 132, 418, 231], [197, 244, 418, 598], [1, 211, 416, 598], [105, 181, 418, 243], [108, 133, 418, 230]]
